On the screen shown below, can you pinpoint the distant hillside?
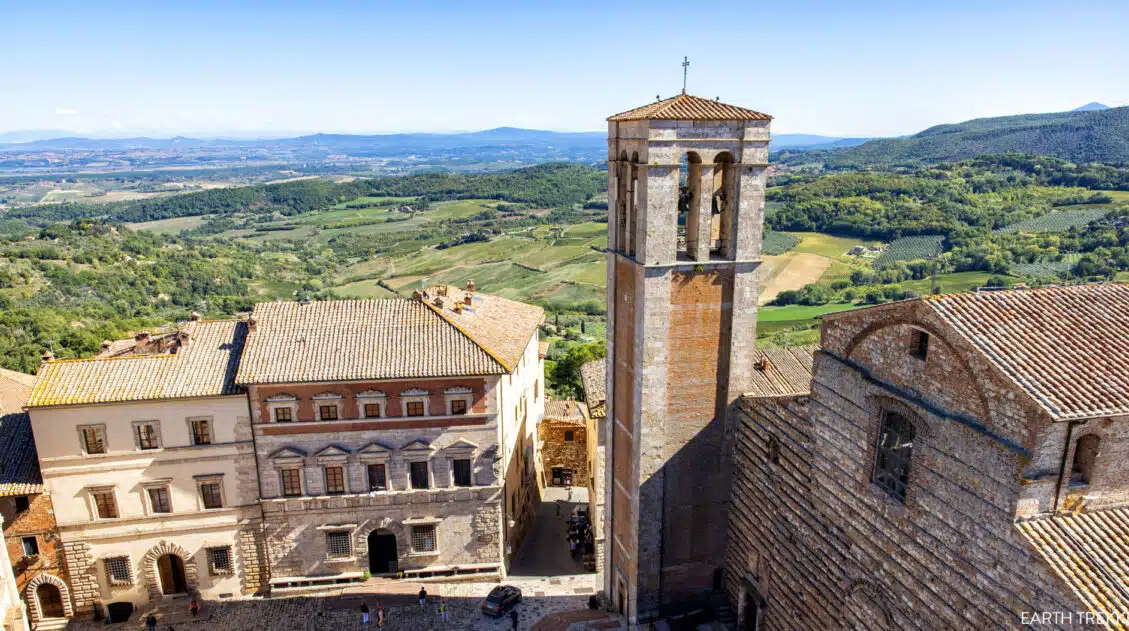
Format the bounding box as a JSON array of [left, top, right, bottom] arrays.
[[1073, 102, 1111, 112], [785, 106, 1129, 167], [772, 134, 875, 150]]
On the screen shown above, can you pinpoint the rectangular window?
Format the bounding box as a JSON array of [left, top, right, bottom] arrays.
[[281, 469, 302, 497], [410, 461, 429, 489], [453, 459, 472, 487], [319, 405, 339, 421], [190, 419, 212, 445], [873, 411, 916, 503], [363, 403, 382, 418], [910, 330, 929, 361], [450, 399, 468, 415], [148, 487, 171, 514], [14, 496, 29, 514], [200, 482, 223, 509], [564, 430, 575, 443], [207, 546, 233, 575], [274, 407, 292, 422], [81, 426, 106, 455], [105, 556, 132, 585], [92, 491, 118, 519], [411, 525, 437, 553], [22, 536, 38, 556], [367, 464, 387, 491], [136, 422, 160, 450], [324, 466, 345, 495], [326, 531, 352, 559], [406, 401, 425, 417]]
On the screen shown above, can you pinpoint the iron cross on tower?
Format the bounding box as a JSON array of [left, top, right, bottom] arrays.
[[682, 56, 690, 94]]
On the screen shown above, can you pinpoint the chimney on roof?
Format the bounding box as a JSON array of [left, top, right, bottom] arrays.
[[466, 280, 475, 294], [464, 293, 473, 308], [247, 317, 257, 332], [41, 349, 54, 362], [135, 331, 150, 347], [189, 311, 201, 321], [411, 290, 424, 302], [436, 285, 448, 297], [454, 301, 463, 314], [755, 357, 771, 372], [434, 296, 444, 308], [100, 340, 112, 351]]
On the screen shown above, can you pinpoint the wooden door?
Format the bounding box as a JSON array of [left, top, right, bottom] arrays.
[[158, 554, 188, 594], [37, 583, 65, 618]]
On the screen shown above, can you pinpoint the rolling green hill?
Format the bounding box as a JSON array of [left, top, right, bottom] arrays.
[[781, 107, 1129, 167]]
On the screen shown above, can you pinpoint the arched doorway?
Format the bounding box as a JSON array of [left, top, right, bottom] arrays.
[[157, 554, 188, 595], [36, 583, 65, 618], [368, 530, 398, 574]]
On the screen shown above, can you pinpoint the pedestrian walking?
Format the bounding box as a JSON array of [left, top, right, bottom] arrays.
[[510, 608, 519, 631], [376, 602, 385, 628], [556, 499, 561, 516], [438, 598, 449, 622], [188, 599, 200, 618], [418, 586, 428, 608], [146, 614, 157, 631], [569, 538, 577, 558], [360, 602, 370, 625], [567, 486, 573, 502]]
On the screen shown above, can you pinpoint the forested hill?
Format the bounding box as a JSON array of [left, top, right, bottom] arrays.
[[7, 162, 606, 226], [778, 106, 1129, 168]]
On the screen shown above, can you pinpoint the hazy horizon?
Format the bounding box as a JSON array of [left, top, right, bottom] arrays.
[[3, 0, 1127, 138]]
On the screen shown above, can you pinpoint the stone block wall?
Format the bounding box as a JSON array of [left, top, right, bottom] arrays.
[[539, 423, 588, 483], [61, 541, 97, 615]]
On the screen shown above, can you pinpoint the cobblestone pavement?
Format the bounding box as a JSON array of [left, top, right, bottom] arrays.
[[509, 486, 589, 578], [63, 572, 603, 631]]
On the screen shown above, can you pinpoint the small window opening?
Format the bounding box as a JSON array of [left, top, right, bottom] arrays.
[[1071, 435, 1100, 485], [910, 330, 929, 360]]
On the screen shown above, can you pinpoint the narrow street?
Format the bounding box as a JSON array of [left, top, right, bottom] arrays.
[[510, 485, 589, 578]]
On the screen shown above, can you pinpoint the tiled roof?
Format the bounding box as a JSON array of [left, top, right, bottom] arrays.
[[27, 320, 247, 407], [926, 284, 1129, 420], [0, 413, 43, 496], [544, 400, 586, 425], [237, 292, 543, 385], [608, 93, 772, 122], [579, 359, 606, 419], [1017, 508, 1129, 624], [744, 346, 817, 398], [0, 367, 34, 414]]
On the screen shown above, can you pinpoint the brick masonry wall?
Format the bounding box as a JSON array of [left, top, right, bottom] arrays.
[[2, 493, 71, 618], [725, 312, 1094, 630]]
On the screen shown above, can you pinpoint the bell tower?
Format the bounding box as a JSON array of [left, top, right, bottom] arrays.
[[602, 93, 771, 622]]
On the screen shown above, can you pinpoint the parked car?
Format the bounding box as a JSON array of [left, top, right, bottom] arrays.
[[481, 584, 522, 617]]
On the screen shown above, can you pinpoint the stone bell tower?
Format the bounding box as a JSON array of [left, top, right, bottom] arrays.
[[602, 93, 771, 622]]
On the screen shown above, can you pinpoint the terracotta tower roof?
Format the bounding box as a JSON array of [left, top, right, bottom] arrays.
[[607, 93, 772, 122]]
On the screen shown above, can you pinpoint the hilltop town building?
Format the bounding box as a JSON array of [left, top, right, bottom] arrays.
[[235, 286, 543, 586], [579, 360, 607, 573], [539, 400, 588, 488], [726, 285, 1129, 630], [603, 92, 771, 621], [25, 319, 266, 615]]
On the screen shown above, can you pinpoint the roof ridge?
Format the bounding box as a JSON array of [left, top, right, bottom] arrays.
[[418, 299, 512, 373]]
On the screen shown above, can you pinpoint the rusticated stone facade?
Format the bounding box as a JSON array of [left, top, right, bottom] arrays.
[[724, 296, 1123, 630]]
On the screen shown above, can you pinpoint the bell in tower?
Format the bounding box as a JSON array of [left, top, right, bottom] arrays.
[[602, 91, 771, 623]]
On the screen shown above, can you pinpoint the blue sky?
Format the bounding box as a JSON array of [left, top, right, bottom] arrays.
[[2, 0, 1127, 137]]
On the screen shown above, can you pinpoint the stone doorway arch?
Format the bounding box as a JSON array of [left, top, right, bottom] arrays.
[[24, 573, 73, 623], [142, 541, 199, 601], [367, 529, 398, 574]]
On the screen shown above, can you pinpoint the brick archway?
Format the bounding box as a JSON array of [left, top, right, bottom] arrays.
[[24, 572, 73, 623], [142, 541, 199, 601]]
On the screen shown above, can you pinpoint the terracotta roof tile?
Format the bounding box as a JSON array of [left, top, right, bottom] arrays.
[[0, 367, 34, 414], [544, 400, 586, 425], [926, 284, 1129, 420], [580, 360, 606, 419], [1017, 508, 1129, 624], [237, 293, 542, 385], [27, 320, 246, 407], [608, 93, 772, 122], [744, 346, 817, 398], [0, 412, 42, 496]]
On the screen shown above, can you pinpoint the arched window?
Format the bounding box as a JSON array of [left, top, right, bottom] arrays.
[[1072, 435, 1100, 485], [627, 152, 640, 257], [711, 152, 735, 258], [679, 152, 703, 260], [872, 410, 914, 502], [616, 151, 629, 252]]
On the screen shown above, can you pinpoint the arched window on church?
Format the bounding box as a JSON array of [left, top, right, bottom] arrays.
[[1072, 435, 1100, 485], [679, 152, 702, 260], [872, 410, 914, 503], [711, 152, 735, 258]]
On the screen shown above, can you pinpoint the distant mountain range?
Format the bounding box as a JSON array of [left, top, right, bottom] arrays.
[[782, 105, 1129, 167], [1073, 102, 1111, 112]]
